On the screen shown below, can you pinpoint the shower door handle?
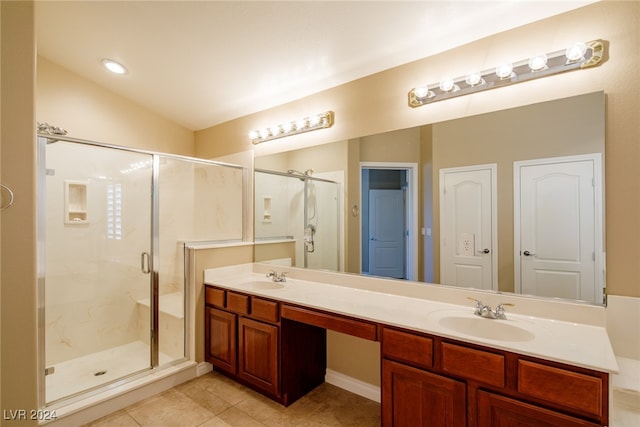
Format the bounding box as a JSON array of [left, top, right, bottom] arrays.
[[141, 252, 151, 274]]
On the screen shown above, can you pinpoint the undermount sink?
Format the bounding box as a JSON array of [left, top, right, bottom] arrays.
[[240, 281, 285, 290], [438, 315, 535, 342]]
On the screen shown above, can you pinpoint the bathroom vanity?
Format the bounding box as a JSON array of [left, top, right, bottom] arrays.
[[204, 263, 618, 426]]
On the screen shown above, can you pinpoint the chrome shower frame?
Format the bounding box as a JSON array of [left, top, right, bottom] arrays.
[[254, 168, 341, 269], [36, 134, 248, 407]]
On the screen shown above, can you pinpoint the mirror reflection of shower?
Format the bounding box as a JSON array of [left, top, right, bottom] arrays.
[[298, 170, 318, 254], [254, 168, 342, 271]]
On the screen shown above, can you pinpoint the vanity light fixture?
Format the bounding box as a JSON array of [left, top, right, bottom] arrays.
[[249, 111, 335, 144], [408, 39, 606, 108], [495, 63, 514, 79], [101, 58, 128, 75]]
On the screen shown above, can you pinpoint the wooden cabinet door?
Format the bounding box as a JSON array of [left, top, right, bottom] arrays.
[[205, 306, 237, 375], [238, 317, 279, 397], [382, 359, 465, 427], [477, 391, 601, 427]]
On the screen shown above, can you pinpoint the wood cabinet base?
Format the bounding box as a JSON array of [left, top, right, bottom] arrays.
[[205, 287, 326, 407]]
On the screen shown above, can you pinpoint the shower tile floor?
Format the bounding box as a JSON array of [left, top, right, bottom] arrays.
[[47, 341, 172, 403]]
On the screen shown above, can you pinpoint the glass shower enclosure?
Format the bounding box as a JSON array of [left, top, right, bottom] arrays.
[[254, 169, 341, 271], [37, 135, 246, 405]]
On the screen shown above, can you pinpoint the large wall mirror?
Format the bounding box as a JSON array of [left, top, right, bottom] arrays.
[[254, 91, 605, 306]]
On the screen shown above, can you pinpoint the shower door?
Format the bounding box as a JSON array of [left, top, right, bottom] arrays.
[[304, 176, 341, 271], [41, 139, 154, 403], [254, 169, 341, 271]]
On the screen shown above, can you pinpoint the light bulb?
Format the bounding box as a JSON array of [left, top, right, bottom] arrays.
[[496, 63, 513, 79], [282, 122, 294, 133], [465, 72, 483, 86], [269, 125, 281, 136], [414, 87, 430, 99], [439, 78, 456, 92], [528, 55, 548, 71], [259, 128, 270, 139], [309, 115, 321, 126], [248, 130, 259, 140], [566, 42, 587, 62], [296, 119, 308, 130]]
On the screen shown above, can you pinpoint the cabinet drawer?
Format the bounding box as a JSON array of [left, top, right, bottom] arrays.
[[441, 342, 505, 387], [251, 297, 280, 323], [281, 304, 377, 340], [477, 390, 601, 427], [227, 292, 249, 315], [517, 360, 604, 418], [205, 287, 225, 307], [382, 328, 433, 369]]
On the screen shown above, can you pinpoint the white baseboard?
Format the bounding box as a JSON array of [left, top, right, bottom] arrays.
[[612, 356, 640, 392], [325, 369, 381, 403], [196, 361, 213, 376]]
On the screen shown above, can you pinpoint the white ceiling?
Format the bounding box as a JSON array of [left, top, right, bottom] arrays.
[[36, 1, 596, 131]]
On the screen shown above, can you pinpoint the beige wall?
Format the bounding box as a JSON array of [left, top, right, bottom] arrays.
[[254, 241, 296, 265], [194, 2, 640, 388], [196, 1, 640, 300], [1, 0, 638, 417], [431, 92, 605, 292], [37, 57, 194, 156], [1, 2, 38, 423], [2, 12, 197, 420], [0, 1, 3, 410]]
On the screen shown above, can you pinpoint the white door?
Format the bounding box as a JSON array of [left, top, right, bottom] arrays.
[[369, 189, 405, 278], [440, 165, 497, 290], [515, 155, 602, 304]]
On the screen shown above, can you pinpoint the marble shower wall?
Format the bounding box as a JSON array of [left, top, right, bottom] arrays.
[[254, 171, 342, 271], [45, 143, 244, 366]]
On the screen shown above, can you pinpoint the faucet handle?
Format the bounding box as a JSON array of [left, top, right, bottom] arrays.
[[467, 297, 484, 315], [496, 302, 515, 310], [494, 302, 515, 319]]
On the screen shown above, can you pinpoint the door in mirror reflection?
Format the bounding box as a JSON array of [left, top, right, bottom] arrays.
[[369, 189, 406, 278], [440, 165, 497, 291], [515, 154, 603, 304]]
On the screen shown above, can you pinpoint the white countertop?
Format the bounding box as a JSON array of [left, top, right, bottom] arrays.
[[204, 263, 619, 374]]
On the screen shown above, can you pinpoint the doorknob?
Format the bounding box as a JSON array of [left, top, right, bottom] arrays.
[[522, 250, 536, 256], [477, 248, 490, 254], [370, 237, 377, 241], [0, 184, 14, 211]]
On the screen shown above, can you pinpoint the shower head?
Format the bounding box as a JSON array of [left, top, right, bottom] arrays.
[[287, 169, 314, 178], [38, 122, 68, 144], [287, 169, 306, 180]]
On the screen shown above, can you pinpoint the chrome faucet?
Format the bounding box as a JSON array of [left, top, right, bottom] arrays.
[[467, 297, 514, 320], [266, 270, 287, 282]]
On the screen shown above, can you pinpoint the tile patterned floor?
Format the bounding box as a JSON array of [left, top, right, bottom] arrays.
[[84, 371, 381, 427], [612, 388, 640, 427], [84, 371, 640, 426]]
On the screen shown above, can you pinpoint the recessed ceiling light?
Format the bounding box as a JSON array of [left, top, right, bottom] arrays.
[[101, 59, 128, 75]]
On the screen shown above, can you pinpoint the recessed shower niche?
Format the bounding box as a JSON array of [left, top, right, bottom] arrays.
[[64, 179, 88, 224]]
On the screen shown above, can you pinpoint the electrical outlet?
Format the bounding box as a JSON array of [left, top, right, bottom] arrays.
[[458, 233, 475, 256]]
